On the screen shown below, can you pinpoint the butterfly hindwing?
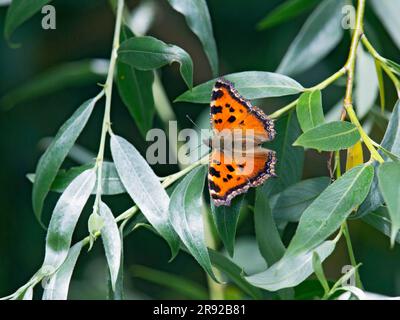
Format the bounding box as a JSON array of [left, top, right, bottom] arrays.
[[208, 149, 276, 206]]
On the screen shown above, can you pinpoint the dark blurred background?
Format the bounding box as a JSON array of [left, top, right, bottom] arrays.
[[0, 0, 399, 299]]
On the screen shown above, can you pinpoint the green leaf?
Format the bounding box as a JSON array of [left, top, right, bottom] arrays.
[[131, 265, 208, 299], [262, 111, 304, 195], [245, 240, 336, 291], [287, 164, 374, 254], [4, 0, 52, 42], [208, 249, 263, 299], [254, 191, 285, 265], [355, 46, 378, 118], [257, 0, 319, 30], [370, 0, 400, 50], [167, 0, 218, 77], [175, 71, 304, 104], [293, 121, 360, 151], [377, 162, 400, 246], [210, 194, 245, 257], [110, 134, 180, 257], [118, 36, 193, 89], [32, 96, 101, 227], [27, 162, 126, 195], [99, 201, 122, 291], [0, 59, 107, 110], [296, 90, 325, 132], [312, 252, 330, 295], [357, 101, 400, 217], [42, 240, 84, 300], [42, 169, 96, 272], [169, 166, 217, 281], [270, 177, 331, 222], [362, 207, 400, 244], [116, 26, 155, 137], [276, 0, 345, 76]]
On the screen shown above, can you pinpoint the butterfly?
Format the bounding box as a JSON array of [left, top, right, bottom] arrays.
[[207, 78, 277, 206]]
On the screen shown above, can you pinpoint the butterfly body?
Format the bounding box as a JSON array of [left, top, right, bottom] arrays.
[[207, 78, 277, 206]]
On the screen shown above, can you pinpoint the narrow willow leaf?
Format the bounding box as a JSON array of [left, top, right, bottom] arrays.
[[117, 26, 155, 137], [276, 0, 345, 76], [110, 134, 179, 257], [108, 225, 124, 300], [208, 249, 263, 300], [254, 191, 285, 265], [287, 164, 374, 254], [370, 0, 400, 50], [42, 240, 84, 300], [270, 177, 331, 222], [167, 0, 218, 77], [118, 36, 193, 89], [99, 201, 122, 291], [0, 59, 107, 110], [346, 141, 364, 171], [312, 252, 330, 295], [210, 194, 245, 257], [355, 46, 378, 118], [257, 0, 319, 30], [169, 166, 217, 281], [378, 162, 400, 246], [175, 71, 304, 104], [43, 169, 96, 271], [4, 0, 52, 42], [27, 162, 125, 195], [293, 121, 360, 151], [131, 265, 208, 299], [246, 241, 335, 291], [262, 111, 304, 195], [296, 90, 325, 132], [357, 101, 400, 218], [362, 207, 400, 244], [32, 96, 100, 227]]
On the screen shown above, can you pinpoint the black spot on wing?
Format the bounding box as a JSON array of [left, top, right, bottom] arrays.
[[227, 174, 233, 180], [228, 115, 236, 123], [209, 167, 221, 177], [229, 107, 235, 112], [211, 90, 224, 100], [209, 180, 221, 192], [226, 165, 235, 172], [211, 106, 223, 114]]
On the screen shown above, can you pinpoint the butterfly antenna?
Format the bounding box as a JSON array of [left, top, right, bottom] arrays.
[[186, 114, 201, 130]]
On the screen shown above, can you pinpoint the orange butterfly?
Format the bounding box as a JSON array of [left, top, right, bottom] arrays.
[[207, 78, 277, 206]]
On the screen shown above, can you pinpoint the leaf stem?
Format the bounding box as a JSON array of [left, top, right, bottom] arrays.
[[93, 0, 124, 211], [342, 221, 363, 289], [345, 105, 384, 163], [269, 67, 346, 119]]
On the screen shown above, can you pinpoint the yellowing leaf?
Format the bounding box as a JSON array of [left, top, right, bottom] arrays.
[[346, 141, 364, 171]]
